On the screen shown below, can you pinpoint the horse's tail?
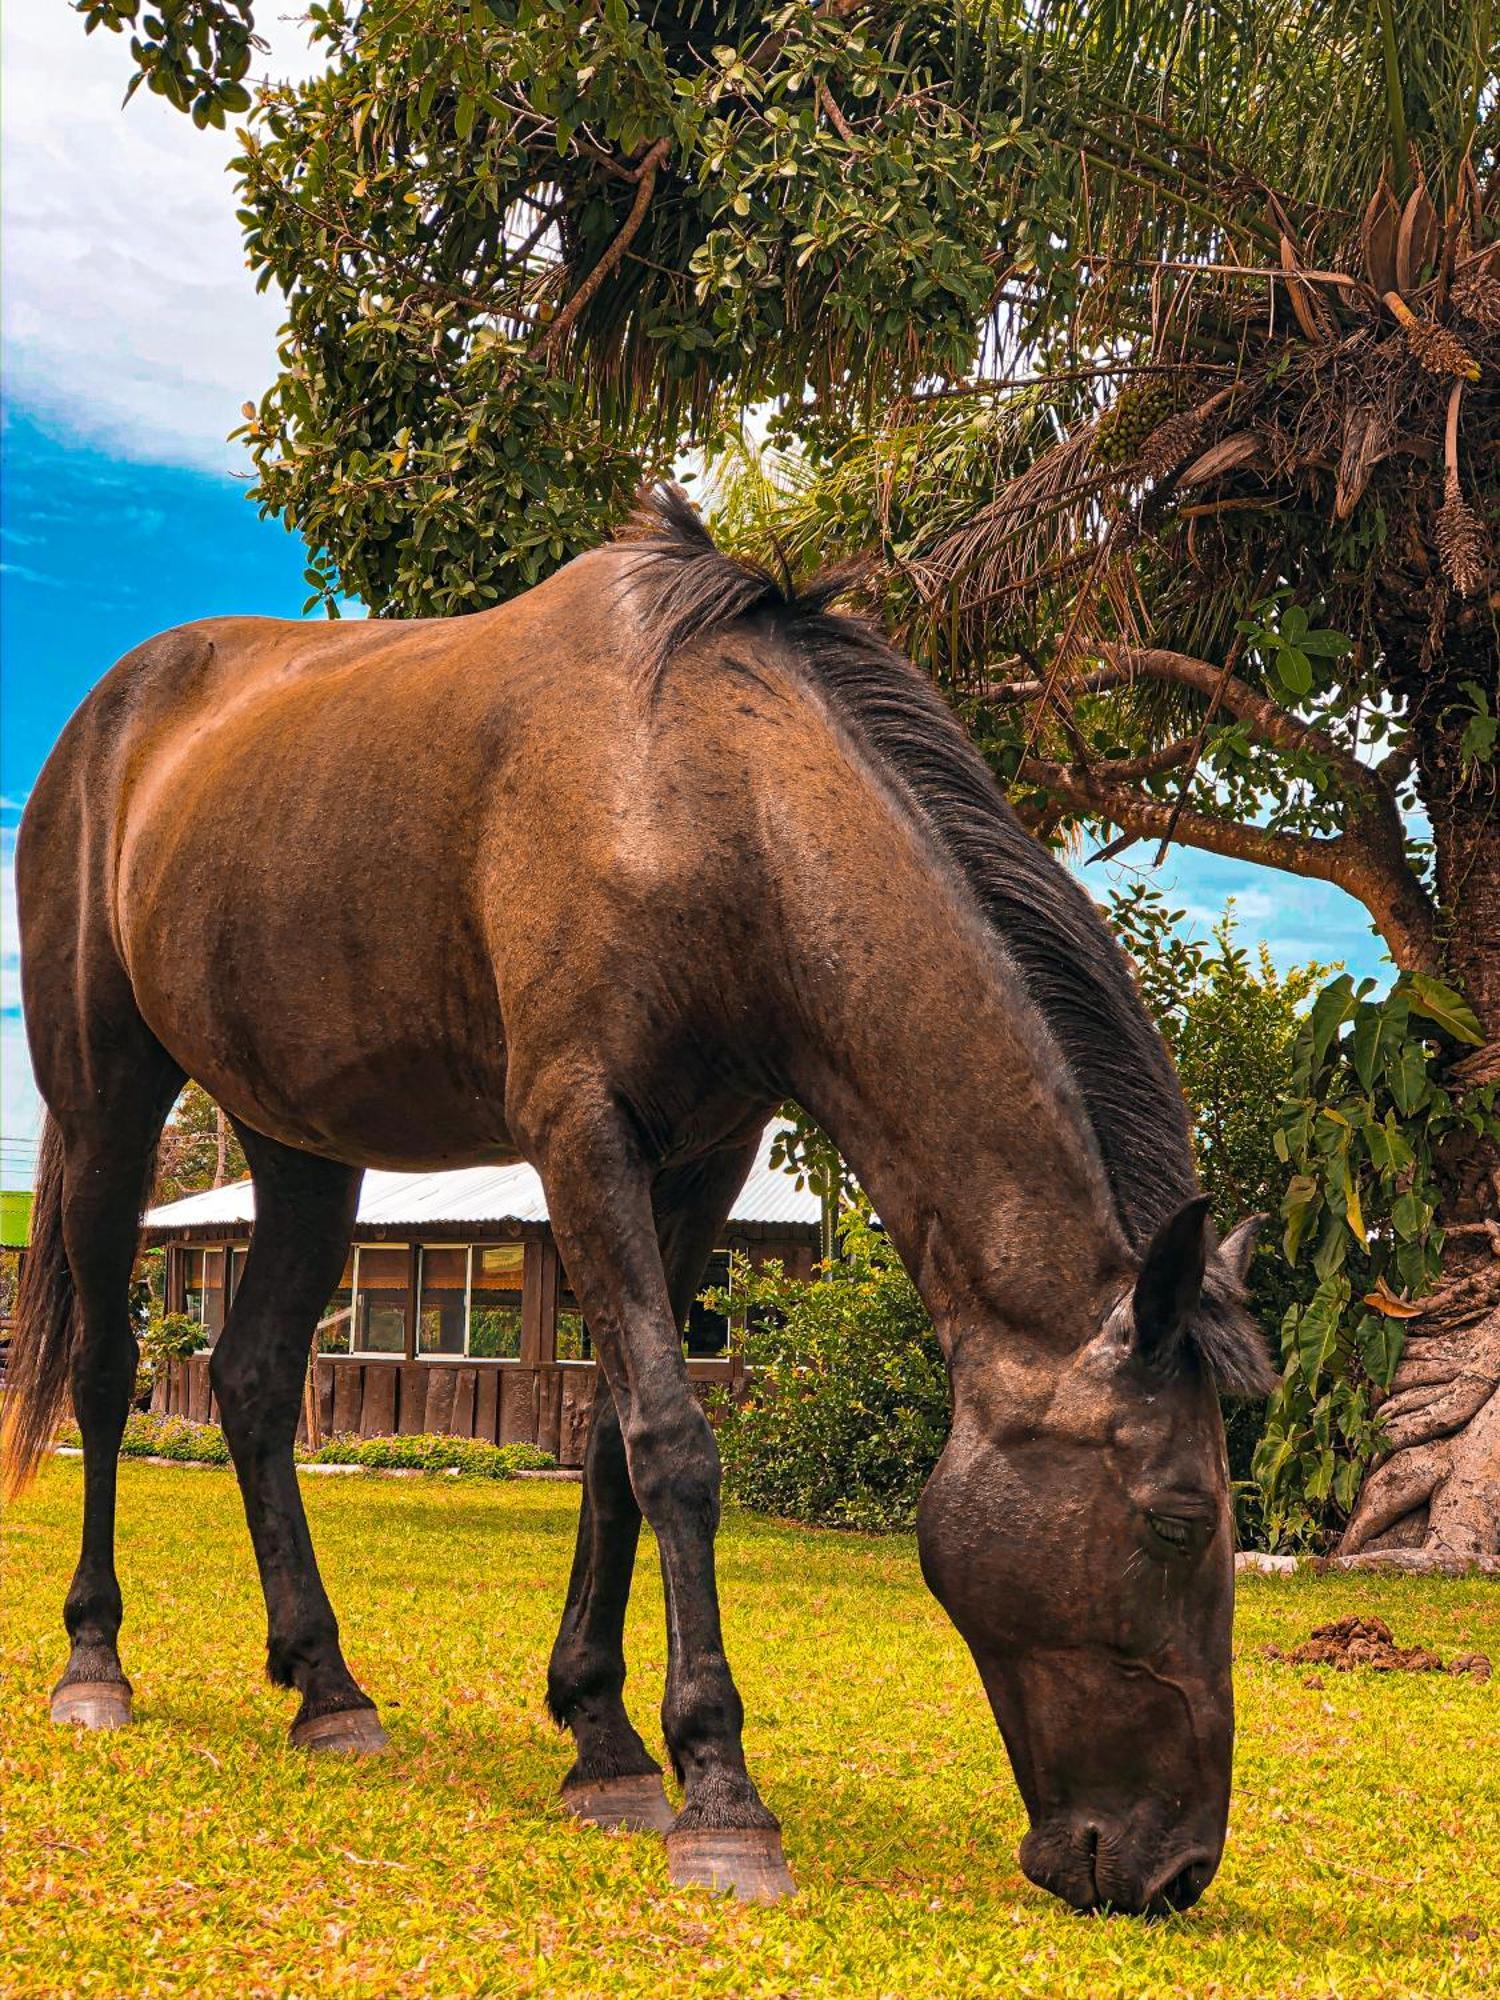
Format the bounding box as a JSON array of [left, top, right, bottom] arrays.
[[2, 1117, 77, 1496]]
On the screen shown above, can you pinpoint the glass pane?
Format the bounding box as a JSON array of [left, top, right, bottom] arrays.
[[556, 1290, 591, 1363], [685, 1250, 731, 1358], [202, 1248, 227, 1342], [318, 1252, 356, 1354], [418, 1246, 468, 1357], [354, 1245, 409, 1355], [469, 1243, 524, 1360], [182, 1248, 205, 1325]]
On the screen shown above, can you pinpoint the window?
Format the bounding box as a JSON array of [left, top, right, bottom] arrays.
[[556, 1287, 591, 1363], [318, 1253, 356, 1354], [181, 1248, 206, 1324], [417, 1246, 468, 1356], [202, 1248, 228, 1341], [469, 1244, 524, 1359], [352, 1245, 409, 1355], [685, 1251, 732, 1358]]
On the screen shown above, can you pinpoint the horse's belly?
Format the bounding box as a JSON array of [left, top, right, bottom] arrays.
[[118, 815, 512, 1169]]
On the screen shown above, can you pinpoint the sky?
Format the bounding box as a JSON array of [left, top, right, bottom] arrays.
[[0, 0, 1392, 1188]]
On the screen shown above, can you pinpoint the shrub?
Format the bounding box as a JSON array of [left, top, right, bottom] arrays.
[[1253, 970, 1494, 1549], [54, 1415, 556, 1479], [710, 1212, 949, 1532], [134, 1310, 210, 1411], [54, 1411, 234, 1465], [302, 1433, 557, 1477]]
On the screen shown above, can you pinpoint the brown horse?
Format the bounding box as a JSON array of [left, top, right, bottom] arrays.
[[7, 488, 1273, 1913]]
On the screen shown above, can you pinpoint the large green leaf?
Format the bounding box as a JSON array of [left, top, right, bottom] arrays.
[[1406, 973, 1485, 1046]]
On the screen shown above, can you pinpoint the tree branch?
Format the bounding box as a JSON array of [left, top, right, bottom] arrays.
[[1017, 757, 1440, 973], [985, 665, 1134, 702], [1096, 644, 1380, 797], [534, 138, 669, 360], [1019, 759, 1345, 877]]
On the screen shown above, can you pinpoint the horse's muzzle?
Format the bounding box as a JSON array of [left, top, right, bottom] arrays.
[[1019, 1815, 1221, 1917]]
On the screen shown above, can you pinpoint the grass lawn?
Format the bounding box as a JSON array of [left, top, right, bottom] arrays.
[[3, 1462, 1496, 1998]]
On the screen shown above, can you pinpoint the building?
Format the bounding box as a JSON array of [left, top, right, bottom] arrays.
[[142, 1127, 819, 1466]]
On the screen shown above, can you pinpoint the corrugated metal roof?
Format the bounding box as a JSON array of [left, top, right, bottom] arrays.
[[143, 1123, 821, 1234]]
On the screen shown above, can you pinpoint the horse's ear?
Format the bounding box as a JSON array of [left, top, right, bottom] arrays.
[[1218, 1214, 1265, 1286], [1132, 1196, 1213, 1367]]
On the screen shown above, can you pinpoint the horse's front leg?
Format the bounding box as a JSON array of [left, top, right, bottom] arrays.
[[535, 1113, 795, 1903]]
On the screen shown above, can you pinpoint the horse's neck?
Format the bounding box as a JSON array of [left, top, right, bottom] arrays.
[[777, 811, 1125, 1345]]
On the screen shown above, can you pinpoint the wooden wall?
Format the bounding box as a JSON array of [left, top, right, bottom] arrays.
[[150, 1227, 812, 1467], [151, 1353, 737, 1468]]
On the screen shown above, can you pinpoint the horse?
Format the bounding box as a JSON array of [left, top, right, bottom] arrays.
[[6, 487, 1274, 1913]]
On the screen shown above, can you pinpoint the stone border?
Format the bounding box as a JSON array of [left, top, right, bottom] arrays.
[[1236, 1547, 1499, 1578], [50, 1446, 581, 1484]]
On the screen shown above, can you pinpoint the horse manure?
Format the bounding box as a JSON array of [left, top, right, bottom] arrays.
[[1262, 1614, 1492, 1678]]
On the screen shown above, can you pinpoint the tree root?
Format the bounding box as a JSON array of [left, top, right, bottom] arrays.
[[1341, 1280, 1500, 1561]]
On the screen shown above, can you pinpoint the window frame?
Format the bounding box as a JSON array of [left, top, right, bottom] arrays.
[[347, 1242, 412, 1359], [463, 1242, 526, 1363]]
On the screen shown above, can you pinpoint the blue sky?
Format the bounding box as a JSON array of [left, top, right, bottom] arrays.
[[0, 1, 1391, 1189]]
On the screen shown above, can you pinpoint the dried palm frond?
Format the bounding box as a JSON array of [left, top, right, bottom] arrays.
[[1335, 403, 1396, 520], [1360, 182, 1401, 296], [1176, 431, 1263, 489], [1395, 178, 1441, 293]]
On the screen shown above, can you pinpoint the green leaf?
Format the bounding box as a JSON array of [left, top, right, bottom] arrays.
[[1406, 972, 1484, 1046], [1357, 1312, 1405, 1389], [1294, 1276, 1348, 1391], [1276, 646, 1313, 696], [1386, 1040, 1431, 1116], [1310, 975, 1357, 1067], [1298, 628, 1352, 658], [1390, 1189, 1430, 1240]]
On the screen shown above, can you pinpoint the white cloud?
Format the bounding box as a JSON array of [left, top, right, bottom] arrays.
[[1, 0, 321, 472]]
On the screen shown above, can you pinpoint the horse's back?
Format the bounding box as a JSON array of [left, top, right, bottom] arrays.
[[18, 549, 779, 1165]]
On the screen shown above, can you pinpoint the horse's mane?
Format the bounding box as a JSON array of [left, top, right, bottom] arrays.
[[618, 486, 1272, 1396]]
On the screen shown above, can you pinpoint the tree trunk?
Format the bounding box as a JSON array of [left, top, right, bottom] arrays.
[[1340, 717, 1500, 1564], [214, 1107, 230, 1189]]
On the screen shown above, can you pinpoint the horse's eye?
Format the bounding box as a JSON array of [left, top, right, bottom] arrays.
[[1146, 1511, 1197, 1552]]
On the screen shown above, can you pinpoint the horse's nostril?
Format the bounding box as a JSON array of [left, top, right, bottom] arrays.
[[1149, 1852, 1216, 1914]]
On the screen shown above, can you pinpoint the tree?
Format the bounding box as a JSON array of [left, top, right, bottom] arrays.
[[73, 0, 1498, 1555], [154, 1084, 247, 1204]]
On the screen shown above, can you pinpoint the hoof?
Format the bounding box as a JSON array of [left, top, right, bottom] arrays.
[[562, 1772, 676, 1834], [290, 1706, 390, 1756], [50, 1680, 133, 1731], [666, 1827, 797, 1906]]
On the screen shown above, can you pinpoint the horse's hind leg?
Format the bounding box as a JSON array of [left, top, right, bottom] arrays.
[[50, 1057, 182, 1728], [549, 1374, 674, 1831], [208, 1129, 383, 1751], [548, 1148, 755, 1835]]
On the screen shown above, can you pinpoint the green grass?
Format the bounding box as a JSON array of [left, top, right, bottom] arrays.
[[2, 1463, 1496, 1998]]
